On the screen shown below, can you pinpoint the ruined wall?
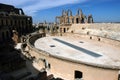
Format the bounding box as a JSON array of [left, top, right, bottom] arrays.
[[29, 49, 119, 80], [27, 34, 120, 80], [56, 9, 93, 24], [0, 3, 33, 43]]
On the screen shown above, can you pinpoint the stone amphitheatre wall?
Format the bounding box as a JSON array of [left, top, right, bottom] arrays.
[[67, 23, 120, 47], [68, 23, 120, 40], [27, 33, 120, 80]]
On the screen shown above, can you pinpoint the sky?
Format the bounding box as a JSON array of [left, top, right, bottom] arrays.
[[0, 0, 120, 23]]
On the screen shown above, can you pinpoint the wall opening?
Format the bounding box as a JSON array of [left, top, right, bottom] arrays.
[[90, 36, 92, 39], [98, 38, 101, 41], [48, 63, 51, 69], [64, 28, 66, 33], [74, 70, 83, 79], [87, 31, 89, 35], [81, 18, 84, 23], [76, 18, 79, 24], [10, 20, 13, 26], [6, 19, 8, 25], [72, 18, 74, 23], [6, 31, 9, 39], [43, 59, 51, 69], [1, 19, 3, 25], [71, 30, 74, 33], [2, 32, 5, 41], [68, 18, 70, 23], [118, 74, 120, 80], [67, 28, 69, 30]]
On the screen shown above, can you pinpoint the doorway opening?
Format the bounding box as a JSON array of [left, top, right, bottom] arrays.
[[74, 70, 83, 80], [76, 18, 79, 23]]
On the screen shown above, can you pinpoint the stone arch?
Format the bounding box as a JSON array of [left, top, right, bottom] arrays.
[[6, 31, 9, 39], [19, 26, 22, 32], [81, 17, 84, 23], [77, 8, 83, 15], [23, 26, 26, 33], [72, 18, 74, 23], [55, 16, 58, 23], [2, 32, 5, 41], [88, 14, 93, 23], [67, 9, 72, 16], [64, 28, 66, 33], [65, 10, 68, 16], [1, 19, 3, 25], [67, 9, 72, 23], [67, 17, 70, 24], [17, 26, 20, 33], [84, 15, 87, 23], [19, 8, 24, 15], [76, 18, 79, 24], [10, 20, 13, 26], [62, 10, 64, 16], [62, 10, 68, 16]]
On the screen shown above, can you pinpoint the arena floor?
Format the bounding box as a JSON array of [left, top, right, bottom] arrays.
[[34, 35, 120, 68]]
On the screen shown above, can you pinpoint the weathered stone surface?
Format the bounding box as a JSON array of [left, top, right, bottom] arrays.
[[68, 23, 120, 41], [0, 3, 33, 44], [56, 9, 93, 24]]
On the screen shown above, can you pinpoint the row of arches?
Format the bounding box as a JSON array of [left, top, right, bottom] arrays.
[[62, 9, 72, 16], [62, 9, 83, 16], [0, 18, 31, 27], [0, 16, 33, 38], [0, 25, 32, 43], [56, 9, 93, 24], [56, 15, 93, 24]]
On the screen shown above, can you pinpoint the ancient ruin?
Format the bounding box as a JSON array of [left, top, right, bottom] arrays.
[[24, 9, 120, 80], [55, 9, 93, 34], [56, 9, 93, 24], [0, 3, 34, 80], [0, 3, 33, 43], [0, 2, 120, 80]]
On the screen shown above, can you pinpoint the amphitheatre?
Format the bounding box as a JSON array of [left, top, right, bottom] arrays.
[[26, 12, 120, 80], [0, 3, 120, 80], [26, 23, 120, 80]]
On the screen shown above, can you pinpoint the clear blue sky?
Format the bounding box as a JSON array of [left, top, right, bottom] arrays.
[[1, 0, 120, 23]]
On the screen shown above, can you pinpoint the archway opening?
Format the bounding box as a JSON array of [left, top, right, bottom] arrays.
[[64, 28, 66, 33], [98, 38, 101, 41], [74, 70, 83, 79], [76, 18, 79, 24], [2, 32, 5, 41], [68, 18, 70, 24], [6, 31, 9, 40], [81, 18, 84, 23], [72, 18, 74, 23], [90, 36, 92, 39]]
